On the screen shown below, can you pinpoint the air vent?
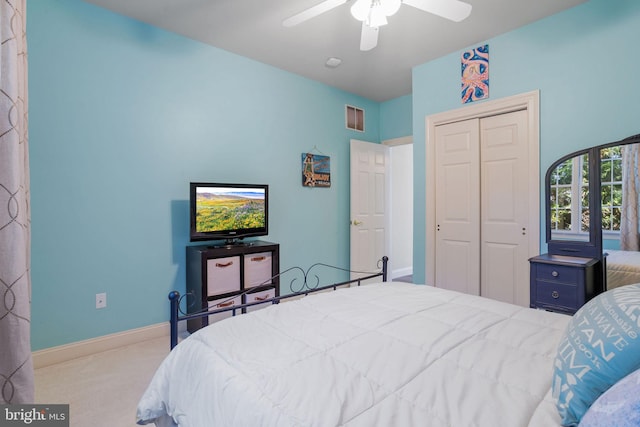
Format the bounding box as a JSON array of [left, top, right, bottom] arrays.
[[346, 105, 364, 132]]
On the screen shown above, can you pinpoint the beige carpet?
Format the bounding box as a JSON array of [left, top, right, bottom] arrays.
[[34, 336, 169, 427]]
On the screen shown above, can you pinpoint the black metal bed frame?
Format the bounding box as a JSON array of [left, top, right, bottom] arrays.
[[168, 256, 389, 349]]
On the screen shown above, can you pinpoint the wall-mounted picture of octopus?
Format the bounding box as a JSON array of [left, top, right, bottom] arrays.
[[461, 44, 489, 104]]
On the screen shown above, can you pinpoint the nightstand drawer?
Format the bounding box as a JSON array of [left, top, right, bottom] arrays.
[[536, 281, 578, 309], [535, 264, 578, 284]]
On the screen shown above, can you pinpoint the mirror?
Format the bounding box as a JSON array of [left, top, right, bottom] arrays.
[[601, 142, 640, 290], [545, 134, 640, 290], [546, 146, 600, 259], [549, 152, 590, 241]]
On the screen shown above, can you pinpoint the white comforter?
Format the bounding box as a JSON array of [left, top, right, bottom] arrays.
[[137, 282, 568, 427]]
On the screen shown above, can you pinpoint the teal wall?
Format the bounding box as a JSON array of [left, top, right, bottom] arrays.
[[412, 0, 640, 284], [380, 94, 412, 140], [27, 0, 385, 350], [32, 0, 637, 350]]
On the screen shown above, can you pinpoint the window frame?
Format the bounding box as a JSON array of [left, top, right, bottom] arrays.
[[550, 149, 623, 239]]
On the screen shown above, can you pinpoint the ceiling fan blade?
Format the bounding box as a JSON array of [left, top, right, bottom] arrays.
[[403, 0, 472, 22], [283, 0, 349, 27], [360, 23, 379, 51]]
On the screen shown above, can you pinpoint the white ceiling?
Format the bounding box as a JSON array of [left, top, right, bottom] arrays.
[[83, 0, 587, 102]]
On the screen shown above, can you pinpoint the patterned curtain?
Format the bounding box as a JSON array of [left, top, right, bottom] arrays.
[[620, 144, 640, 251], [0, 0, 33, 403]]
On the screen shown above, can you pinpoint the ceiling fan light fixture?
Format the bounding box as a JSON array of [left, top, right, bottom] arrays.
[[350, 0, 400, 27], [284, 0, 473, 53], [379, 0, 401, 16], [368, 7, 388, 27], [350, 0, 370, 21]]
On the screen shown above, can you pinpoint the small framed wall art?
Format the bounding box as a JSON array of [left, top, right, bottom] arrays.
[[461, 44, 489, 104], [301, 153, 331, 187]]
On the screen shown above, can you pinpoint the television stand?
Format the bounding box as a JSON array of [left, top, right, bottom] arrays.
[[207, 238, 258, 249], [224, 238, 242, 246], [186, 241, 280, 332]]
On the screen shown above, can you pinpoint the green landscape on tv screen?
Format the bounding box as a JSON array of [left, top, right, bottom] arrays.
[[196, 189, 265, 232]]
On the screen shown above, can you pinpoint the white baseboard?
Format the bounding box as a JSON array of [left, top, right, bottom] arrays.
[[32, 323, 171, 369]]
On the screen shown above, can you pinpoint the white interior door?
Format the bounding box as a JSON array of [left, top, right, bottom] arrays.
[[434, 119, 481, 295], [480, 110, 530, 306], [350, 139, 390, 281]]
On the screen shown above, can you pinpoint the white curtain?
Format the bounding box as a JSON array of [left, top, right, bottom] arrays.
[[620, 144, 640, 251], [0, 0, 33, 403]]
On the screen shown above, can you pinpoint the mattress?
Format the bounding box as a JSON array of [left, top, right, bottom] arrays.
[[606, 249, 640, 289], [137, 282, 568, 427]]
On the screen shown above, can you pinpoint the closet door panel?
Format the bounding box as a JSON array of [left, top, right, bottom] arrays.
[[434, 119, 480, 295], [482, 242, 518, 303], [480, 110, 530, 306]]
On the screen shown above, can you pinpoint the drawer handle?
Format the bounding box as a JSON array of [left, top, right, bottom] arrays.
[[551, 271, 559, 277], [216, 300, 235, 308], [215, 261, 234, 268], [254, 295, 269, 301], [552, 291, 560, 299], [250, 256, 266, 262]]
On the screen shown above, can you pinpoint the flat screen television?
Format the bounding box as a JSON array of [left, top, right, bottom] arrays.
[[190, 182, 268, 243]]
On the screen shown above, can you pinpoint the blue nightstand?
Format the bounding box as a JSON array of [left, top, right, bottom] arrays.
[[529, 254, 599, 315]]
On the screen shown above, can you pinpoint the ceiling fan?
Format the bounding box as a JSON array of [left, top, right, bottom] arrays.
[[283, 0, 472, 51]]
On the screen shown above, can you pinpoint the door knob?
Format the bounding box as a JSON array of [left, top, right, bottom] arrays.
[[351, 220, 363, 226]]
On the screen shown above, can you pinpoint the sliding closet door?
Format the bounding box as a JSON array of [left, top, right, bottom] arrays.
[[434, 119, 481, 295], [480, 110, 530, 306], [434, 110, 531, 306]]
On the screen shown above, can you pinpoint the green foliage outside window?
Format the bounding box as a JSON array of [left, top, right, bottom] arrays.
[[600, 146, 622, 232], [550, 158, 574, 231], [580, 154, 590, 232], [550, 148, 623, 234]]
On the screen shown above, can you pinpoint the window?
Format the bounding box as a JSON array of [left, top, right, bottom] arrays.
[[549, 146, 623, 238], [600, 146, 622, 232], [549, 154, 589, 235]]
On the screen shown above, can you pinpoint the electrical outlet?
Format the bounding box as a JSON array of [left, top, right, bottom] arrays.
[[96, 292, 107, 309]]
